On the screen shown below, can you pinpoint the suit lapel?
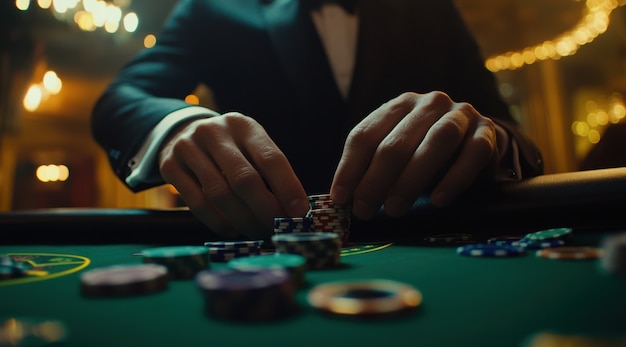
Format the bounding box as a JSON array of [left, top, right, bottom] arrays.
[[259, 0, 345, 118]]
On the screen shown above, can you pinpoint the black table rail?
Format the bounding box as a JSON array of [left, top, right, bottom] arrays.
[[2, 168, 626, 244]]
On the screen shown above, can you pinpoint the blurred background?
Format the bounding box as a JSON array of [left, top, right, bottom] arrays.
[[1, 0, 625, 212]]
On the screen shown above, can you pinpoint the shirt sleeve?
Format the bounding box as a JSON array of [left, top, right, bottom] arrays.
[[125, 106, 220, 189]]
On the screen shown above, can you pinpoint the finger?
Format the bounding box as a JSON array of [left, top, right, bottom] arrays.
[[349, 111, 430, 220], [430, 117, 497, 207], [242, 129, 310, 218], [203, 114, 303, 234], [384, 107, 471, 216], [331, 93, 417, 206], [191, 121, 277, 236], [160, 160, 241, 239]]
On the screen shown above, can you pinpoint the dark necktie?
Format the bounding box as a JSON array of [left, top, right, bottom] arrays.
[[304, 0, 359, 14]]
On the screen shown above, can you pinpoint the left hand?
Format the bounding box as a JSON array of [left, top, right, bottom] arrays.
[[330, 91, 500, 220]]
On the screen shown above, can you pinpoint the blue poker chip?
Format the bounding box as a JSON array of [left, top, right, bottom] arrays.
[[456, 243, 525, 257]]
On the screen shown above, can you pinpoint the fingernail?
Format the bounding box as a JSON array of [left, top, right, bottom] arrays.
[[332, 186, 348, 204], [289, 198, 310, 217]]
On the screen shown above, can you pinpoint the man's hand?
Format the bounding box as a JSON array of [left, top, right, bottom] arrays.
[[331, 92, 500, 220], [158, 112, 310, 239]]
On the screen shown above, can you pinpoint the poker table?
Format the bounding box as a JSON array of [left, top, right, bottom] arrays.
[[2, 168, 626, 347]]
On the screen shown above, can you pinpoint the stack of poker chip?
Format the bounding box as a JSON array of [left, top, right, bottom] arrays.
[[227, 253, 308, 288], [203, 240, 263, 263], [272, 232, 342, 270], [306, 194, 351, 246], [485, 228, 574, 249], [80, 263, 169, 297], [0, 255, 31, 280], [141, 246, 210, 279], [600, 232, 626, 274], [195, 268, 298, 321], [273, 217, 313, 234]]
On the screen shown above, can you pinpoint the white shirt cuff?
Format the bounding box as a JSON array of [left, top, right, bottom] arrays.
[[125, 106, 220, 188]]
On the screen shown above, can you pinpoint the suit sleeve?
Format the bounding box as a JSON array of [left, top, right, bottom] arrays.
[[91, 0, 212, 191]]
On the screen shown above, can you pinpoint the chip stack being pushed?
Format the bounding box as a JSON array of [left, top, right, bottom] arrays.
[[307, 193, 351, 246], [141, 246, 210, 279], [600, 232, 626, 275], [195, 268, 298, 321], [272, 232, 342, 270]]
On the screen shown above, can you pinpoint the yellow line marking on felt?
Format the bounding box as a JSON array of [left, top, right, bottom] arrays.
[[0, 253, 91, 286]]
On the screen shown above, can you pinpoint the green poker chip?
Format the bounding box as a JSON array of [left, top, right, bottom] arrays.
[[141, 246, 209, 258], [524, 228, 573, 241]]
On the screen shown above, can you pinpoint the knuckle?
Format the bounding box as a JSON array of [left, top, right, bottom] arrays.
[[378, 135, 414, 159], [422, 91, 453, 107], [202, 180, 233, 201], [431, 118, 465, 141], [227, 166, 259, 192]]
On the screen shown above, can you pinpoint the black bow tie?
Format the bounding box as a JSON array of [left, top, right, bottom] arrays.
[[304, 0, 359, 14]]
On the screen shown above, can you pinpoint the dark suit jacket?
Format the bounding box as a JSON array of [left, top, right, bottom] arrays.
[[92, 0, 543, 195]]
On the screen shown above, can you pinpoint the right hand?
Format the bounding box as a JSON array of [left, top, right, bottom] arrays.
[[158, 112, 310, 239]]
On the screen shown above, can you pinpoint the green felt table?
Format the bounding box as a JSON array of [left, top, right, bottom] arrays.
[[1, 230, 625, 347]]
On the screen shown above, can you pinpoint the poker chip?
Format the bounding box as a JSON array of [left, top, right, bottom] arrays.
[[203, 240, 264, 263], [524, 227, 573, 241], [141, 246, 210, 279], [307, 208, 351, 246], [456, 244, 526, 257], [536, 247, 604, 260], [307, 279, 422, 317], [600, 232, 626, 275], [518, 239, 566, 250], [0, 255, 31, 280], [425, 233, 474, 244], [195, 268, 298, 321], [80, 263, 169, 297], [227, 253, 307, 288], [272, 232, 342, 269], [486, 235, 525, 246], [273, 217, 313, 234]]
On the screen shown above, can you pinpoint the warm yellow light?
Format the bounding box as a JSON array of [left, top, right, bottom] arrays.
[[123, 12, 139, 32], [37, 0, 51, 9], [486, 0, 623, 72], [43, 71, 62, 94], [144, 34, 156, 48], [36, 164, 69, 182], [57, 165, 69, 181], [572, 121, 590, 136], [588, 129, 601, 143], [23, 85, 43, 112], [104, 20, 119, 33], [185, 94, 200, 105], [82, 0, 96, 12], [91, 0, 107, 27], [15, 0, 30, 10], [75, 10, 96, 31]]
